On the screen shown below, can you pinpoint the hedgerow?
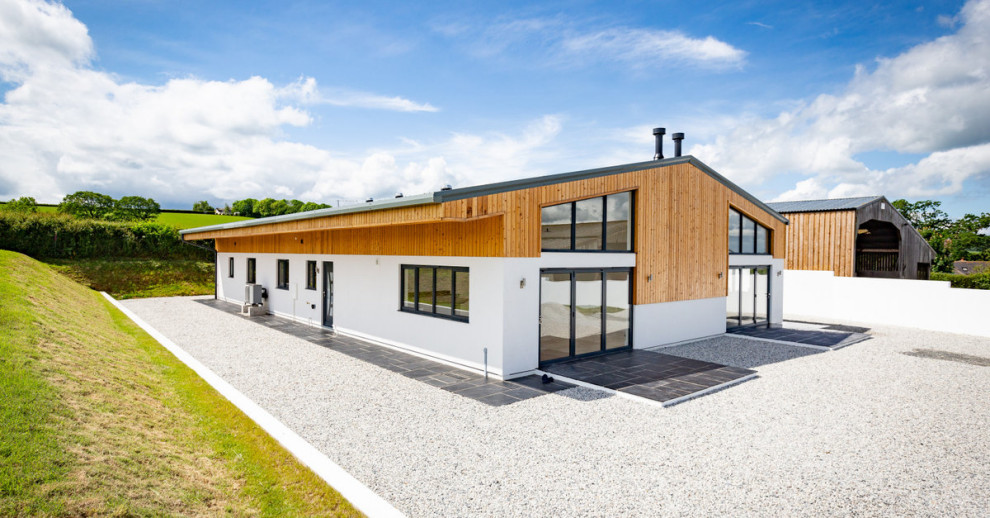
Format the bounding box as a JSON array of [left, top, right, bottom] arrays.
[[930, 271, 990, 290], [0, 211, 209, 260]]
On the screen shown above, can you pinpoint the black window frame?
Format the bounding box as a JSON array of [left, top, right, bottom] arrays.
[[228, 257, 234, 278], [276, 259, 290, 290], [399, 264, 469, 322], [305, 260, 317, 290], [729, 207, 772, 255], [537, 266, 634, 366], [540, 191, 635, 253], [246, 258, 256, 284]]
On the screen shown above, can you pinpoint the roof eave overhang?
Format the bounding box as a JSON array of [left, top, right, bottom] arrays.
[[179, 194, 440, 239]]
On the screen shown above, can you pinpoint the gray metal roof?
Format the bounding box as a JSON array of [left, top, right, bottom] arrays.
[[179, 192, 436, 235], [182, 155, 787, 236], [766, 196, 882, 214]]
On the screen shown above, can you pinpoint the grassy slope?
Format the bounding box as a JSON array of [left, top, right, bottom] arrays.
[[155, 212, 252, 229], [46, 258, 215, 299], [0, 250, 361, 517]]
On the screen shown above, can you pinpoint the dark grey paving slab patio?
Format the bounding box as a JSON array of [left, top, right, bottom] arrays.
[[195, 299, 572, 406], [728, 323, 871, 349], [542, 349, 756, 405]]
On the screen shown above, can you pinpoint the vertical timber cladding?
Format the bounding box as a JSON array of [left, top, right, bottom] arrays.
[[440, 162, 787, 305], [782, 211, 856, 276], [214, 216, 505, 257]]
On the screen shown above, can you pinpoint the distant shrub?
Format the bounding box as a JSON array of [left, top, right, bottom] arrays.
[[930, 271, 990, 290], [2, 197, 38, 213], [0, 211, 210, 260]]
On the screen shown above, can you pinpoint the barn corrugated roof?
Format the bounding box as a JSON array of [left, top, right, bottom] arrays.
[[766, 196, 882, 214]]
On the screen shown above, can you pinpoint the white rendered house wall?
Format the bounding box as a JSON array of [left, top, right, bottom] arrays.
[[217, 253, 509, 378]]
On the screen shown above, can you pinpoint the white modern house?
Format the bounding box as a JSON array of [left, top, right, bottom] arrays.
[[182, 135, 787, 380]]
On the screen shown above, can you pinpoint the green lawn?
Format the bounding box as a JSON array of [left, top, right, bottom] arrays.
[[155, 211, 253, 229], [0, 250, 360, 516]]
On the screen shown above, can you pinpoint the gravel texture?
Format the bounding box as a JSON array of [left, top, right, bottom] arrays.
[[653, 335, 826, 369], [123, 297, 990, 517]]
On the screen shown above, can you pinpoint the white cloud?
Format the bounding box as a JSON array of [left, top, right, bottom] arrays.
[[298, 115, 564, 203], [279, 77, 438, 112], [0, 0, 443, 207], [0, 0, 91, 77], [691, 0, 990, 200], [560, 28, 746, 69], [439, 15, 746, 70]]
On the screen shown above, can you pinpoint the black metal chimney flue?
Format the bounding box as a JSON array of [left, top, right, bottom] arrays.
[[672, 132, 684, 157], [652, 127, 665, 160]]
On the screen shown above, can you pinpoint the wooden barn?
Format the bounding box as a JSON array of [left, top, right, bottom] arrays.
[[182, 143, 787, 379], [767, 196, 935, 280]]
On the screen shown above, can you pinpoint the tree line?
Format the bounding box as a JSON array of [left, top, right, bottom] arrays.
[[191, 198, 331, 218], [2, 192, 160, 221], [892, 199, 990, 272]]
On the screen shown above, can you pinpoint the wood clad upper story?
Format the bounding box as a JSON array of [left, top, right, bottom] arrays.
[[182, 156, 788, 304]]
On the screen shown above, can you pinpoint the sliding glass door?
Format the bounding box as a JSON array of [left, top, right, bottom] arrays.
[[726, 266, 770, 329], [539, 268, 632, 365]]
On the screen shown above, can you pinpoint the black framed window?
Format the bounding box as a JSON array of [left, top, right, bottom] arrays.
[[400, 265, 469, 322], [541, 191, 633, 252], [605, 191, 632, 251], [306, 261, 317, 290], [277, 259, 289, 289], [246, 258, 256, 284], [574, 197, 603, 250], [228, 257, 234, 278], [729, 207, 771, 255]]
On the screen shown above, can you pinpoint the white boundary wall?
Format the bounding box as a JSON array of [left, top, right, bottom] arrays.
[[784, 270, 990, 337]]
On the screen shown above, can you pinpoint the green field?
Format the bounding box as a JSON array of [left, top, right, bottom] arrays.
[[1, 203, 251, 229], [46, 258, 216, 299], [0, 250, 359, 516], [155, 211, 253, 229]]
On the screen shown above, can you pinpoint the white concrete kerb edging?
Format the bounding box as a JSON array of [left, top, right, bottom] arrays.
[[101, 293, 404, 518]]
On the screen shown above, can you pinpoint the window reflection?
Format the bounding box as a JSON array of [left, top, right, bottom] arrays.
[[541, 191, 633, 252], [728, 209, 741, 254], [729, 208, 771, 255], [574, 197, 603, 250], [743, 218, 756, 254], [606, 192, 631, 251], [541, 204, 572, 250]]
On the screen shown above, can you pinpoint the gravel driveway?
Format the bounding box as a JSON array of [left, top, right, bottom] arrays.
[[122, 296, 990, 517]]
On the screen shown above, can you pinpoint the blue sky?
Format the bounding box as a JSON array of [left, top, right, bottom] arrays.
[[1, 0, 988, 217]]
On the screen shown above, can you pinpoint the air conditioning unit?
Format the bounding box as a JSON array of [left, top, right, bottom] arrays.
[[245, 284, 265, 305]]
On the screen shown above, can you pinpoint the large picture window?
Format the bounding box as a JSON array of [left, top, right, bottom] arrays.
[[729, 208, 771, 255], [541, 191, 632, 252], [277, 259, 289, 289], [400, 265, 469, 322]]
